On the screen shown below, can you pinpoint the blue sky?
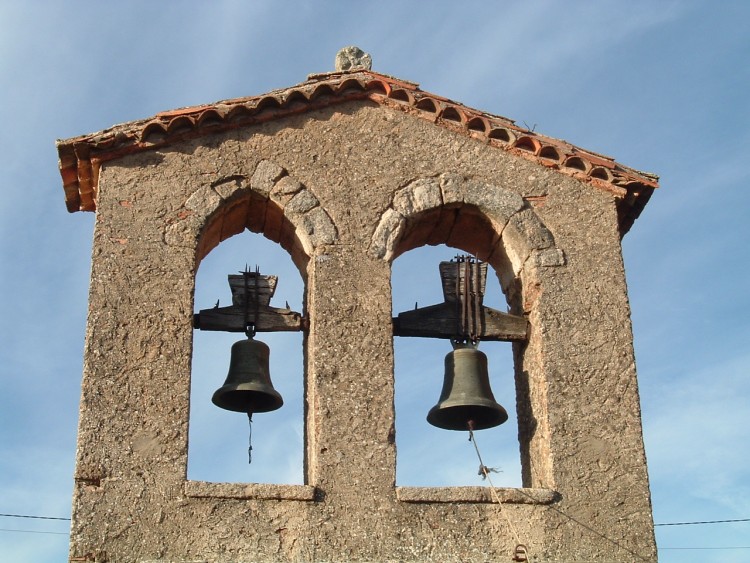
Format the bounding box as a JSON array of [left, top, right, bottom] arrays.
[[1, 1, 748, 561]]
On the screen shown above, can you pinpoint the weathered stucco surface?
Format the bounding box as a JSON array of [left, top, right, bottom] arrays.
[[69, 100, 656, 562]]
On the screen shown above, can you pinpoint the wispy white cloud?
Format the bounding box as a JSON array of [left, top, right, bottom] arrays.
[[644, 352, 750, 520], [1, 2, 748, 561]]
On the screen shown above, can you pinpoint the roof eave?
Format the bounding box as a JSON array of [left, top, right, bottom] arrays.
[[56, 69, 659, 234]]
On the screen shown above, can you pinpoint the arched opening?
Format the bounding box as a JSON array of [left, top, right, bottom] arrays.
[[188, 229, 305, 485], [392, 244, 522, 488], [371, 176, 561, 491]]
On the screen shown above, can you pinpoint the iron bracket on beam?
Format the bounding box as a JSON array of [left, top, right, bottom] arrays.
[[392, 256, 527, 342], [193, 269, 305, 333]]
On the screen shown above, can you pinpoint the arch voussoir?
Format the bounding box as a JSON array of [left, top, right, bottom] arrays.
[[502, 207, 555, 275], [370, 208, 405, 261], [370, 174, 561, 275], [168, 159, 338, 266], [393, 177, 442, 216]]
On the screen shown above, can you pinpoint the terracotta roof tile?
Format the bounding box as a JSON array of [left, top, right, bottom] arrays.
[[56, 70, 658, 234]]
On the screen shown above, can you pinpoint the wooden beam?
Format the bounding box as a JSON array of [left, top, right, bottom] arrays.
[[194, 305, 304, 333], [194, 271, 304, 332], [393, 302, 527, 341]]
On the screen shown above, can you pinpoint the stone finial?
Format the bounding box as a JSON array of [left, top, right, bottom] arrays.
[[335, 46, 372, 72]]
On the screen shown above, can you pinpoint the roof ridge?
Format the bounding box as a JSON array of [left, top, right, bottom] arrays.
[[56, 70, 657, 234]]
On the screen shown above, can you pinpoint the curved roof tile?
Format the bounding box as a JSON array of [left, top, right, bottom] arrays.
[[56, 70, 658, 234]]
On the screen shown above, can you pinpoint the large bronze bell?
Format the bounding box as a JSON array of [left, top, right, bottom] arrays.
[[427, 344, 508, 431], [212, 336, 283, 414]]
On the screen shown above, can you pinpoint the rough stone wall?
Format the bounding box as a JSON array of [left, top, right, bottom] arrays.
[[70, 101, 656, 562]]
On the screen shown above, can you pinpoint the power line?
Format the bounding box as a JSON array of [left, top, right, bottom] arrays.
[[3, 526, 750, 549], [655, 517, 750, 527], [0, 528, 69, 536], [0, 513, 70, 521], [3, 511, 749, 545], [2, 521, 749, 552], [660, 547, 750, 550], [468, 431, 651, 562]]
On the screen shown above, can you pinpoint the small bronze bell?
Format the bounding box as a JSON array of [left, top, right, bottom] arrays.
[[427, 343, 508, 431], [212, 335, 283, 414]]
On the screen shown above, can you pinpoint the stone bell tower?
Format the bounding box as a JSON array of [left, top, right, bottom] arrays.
[[57, 48, 658, 562]]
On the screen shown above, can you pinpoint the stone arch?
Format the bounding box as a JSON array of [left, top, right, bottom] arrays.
[[369, 173, 564, 304], [373, 173, 565, 489], [165, 159, 338, 274], [188, 231, 306, 485], [181, 160, 332, 486]]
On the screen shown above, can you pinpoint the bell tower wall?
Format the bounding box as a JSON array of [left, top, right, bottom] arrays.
[[69, 101, 656, 562]]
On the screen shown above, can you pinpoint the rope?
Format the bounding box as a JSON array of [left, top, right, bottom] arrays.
[[468, 427, 526, 557], [467, 428, 653, 562]]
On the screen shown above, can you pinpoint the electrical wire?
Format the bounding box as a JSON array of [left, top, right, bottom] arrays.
[[0, 513, 70, 521], [660, 547, 750, 550], [0, 528, 68, 535], [5, 512, 748, 527], [1, 513, 748, 551], [655, 518, 750, 526], [0, 513, 71, 537], [2, 510, 749, 549], [468, 428, 652, 562]]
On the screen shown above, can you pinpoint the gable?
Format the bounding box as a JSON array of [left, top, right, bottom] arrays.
[[56, 69, 658, 234]]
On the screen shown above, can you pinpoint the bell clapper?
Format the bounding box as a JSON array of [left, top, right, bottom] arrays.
[[247, 412, 253, 464]]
